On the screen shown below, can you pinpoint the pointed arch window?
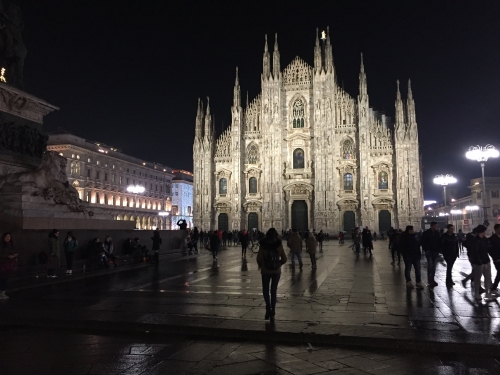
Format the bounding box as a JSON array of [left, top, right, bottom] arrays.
[[292, 99, 305, 128], [247, 143, 259, 164], [342, 139, 354, 159], [249, 177, 257, 194], [293, 148, 305, 169], [378, 171, 388, 189], [219, 178, 227, 194], [343, 173, 353, 190]]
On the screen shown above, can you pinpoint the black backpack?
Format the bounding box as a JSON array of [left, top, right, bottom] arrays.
[[265, 247, 281, 270], [464, 233, 475, 251]]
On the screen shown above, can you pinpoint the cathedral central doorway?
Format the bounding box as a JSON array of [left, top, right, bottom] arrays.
[[378, 210, 391, 233], [218, 213, 229, 232], [291, 200, 308, 231], [343, 211, 355, 232], [248, 212, 258, 231]]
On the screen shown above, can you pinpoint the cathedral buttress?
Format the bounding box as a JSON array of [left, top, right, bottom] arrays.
[[357, 53, 372, 228], [231, 67, 244, 230]]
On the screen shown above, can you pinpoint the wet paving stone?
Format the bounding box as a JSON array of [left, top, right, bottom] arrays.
[[2, 328, 499, 375], [1, 241, 500, 359]]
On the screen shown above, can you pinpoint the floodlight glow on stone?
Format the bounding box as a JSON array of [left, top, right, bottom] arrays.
[[465, 205, 480, 211], [127, 185, 145, 194], [0, 68, 6, 83]]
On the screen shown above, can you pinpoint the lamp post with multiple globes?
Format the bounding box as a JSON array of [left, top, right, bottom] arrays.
[[466, 145, 499, 227], [126, 184, 145, 229], [433, 174, 457, 224]]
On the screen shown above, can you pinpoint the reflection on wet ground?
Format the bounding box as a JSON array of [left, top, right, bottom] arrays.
[[1, 328, 499, 375], [1, 240, 500, 359]]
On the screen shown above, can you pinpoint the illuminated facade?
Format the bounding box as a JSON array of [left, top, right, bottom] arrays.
[[47, 133, 174, 230], [193, 30, 424, 233], [171, 170, 194, 230]]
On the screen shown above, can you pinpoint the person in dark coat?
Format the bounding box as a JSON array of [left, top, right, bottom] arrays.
[[63, 231, 78, 275], [362, 227, 373, 255], [489, 224, 500, 293], [239, 230, 249, 257], [0, 233, 17, 299], [421, 222, 442, 286], [440, 224, 459, 287], [399, 226, 424, 289], [47, 229, 60, 278], [151, 230, 162, 263], [256, 228, 287, 322], [209, 231, 220, 261], [468, 225, 493, 301], [191, 227, 199, 254]]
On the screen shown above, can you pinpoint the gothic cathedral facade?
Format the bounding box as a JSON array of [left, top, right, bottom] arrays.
[[193, 29, 424, 234]]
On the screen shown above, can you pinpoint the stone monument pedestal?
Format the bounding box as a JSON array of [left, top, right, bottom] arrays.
[[0, 184, 134, 230]]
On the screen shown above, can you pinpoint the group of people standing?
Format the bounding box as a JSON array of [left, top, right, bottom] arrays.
[[391, 221, 500, 301]]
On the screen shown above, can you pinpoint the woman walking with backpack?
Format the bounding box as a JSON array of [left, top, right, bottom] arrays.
[[257, 228, 287, 322]]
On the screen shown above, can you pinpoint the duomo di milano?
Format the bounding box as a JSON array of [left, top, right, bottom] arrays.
[[193, 29, 424, 233]]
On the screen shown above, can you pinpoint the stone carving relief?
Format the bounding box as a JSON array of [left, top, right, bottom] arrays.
[[291, 184, 308, 195], [0, 120, 48, 158], [337, 199, 358, 211]]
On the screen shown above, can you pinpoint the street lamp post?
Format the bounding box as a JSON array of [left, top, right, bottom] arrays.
[[466, 145, 499, 227], [127, 184, 145, 229], [433, 175, 457, 224]]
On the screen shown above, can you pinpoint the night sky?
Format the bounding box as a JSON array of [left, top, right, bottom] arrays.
[[18, 0, 500, 201]]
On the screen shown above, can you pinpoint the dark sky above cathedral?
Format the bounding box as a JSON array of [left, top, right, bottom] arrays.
[[19, 0, 500, 201]]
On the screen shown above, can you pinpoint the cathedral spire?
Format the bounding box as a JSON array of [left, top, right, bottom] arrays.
[[272, 33, 280, 79], [195, 97, 203, 139], [314, 28, 322, 73], [324, 26, 334, 74], [262, 34, 270, 80], [204, 96, 212, 139], [233, 67, 240, 108], [359, 53, 367, 99], [395, 80, 405, 135], [406, 78, 416, 129]]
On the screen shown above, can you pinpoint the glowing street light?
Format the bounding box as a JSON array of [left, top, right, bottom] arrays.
[[466, 145, 499, 227], [433, 174, 457, 206], [433, 174, 456, 224]]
